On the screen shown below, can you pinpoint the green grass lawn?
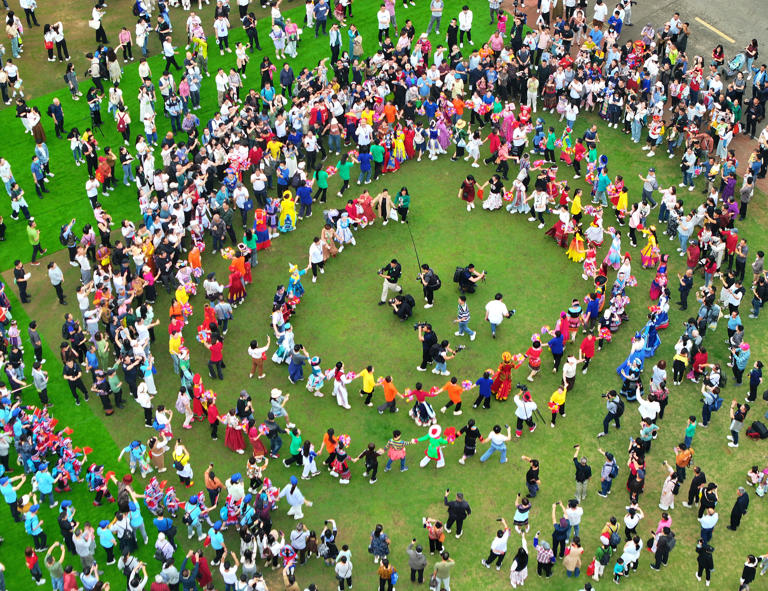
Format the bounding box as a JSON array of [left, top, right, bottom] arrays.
[[1, 1, 767, 590]]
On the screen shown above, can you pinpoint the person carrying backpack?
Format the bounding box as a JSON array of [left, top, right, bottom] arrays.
[[597, 390, 623, 437], [597, 448, 618, 497]]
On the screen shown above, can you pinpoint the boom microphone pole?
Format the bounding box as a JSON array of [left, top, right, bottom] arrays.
[[404, 219, 423, 273]]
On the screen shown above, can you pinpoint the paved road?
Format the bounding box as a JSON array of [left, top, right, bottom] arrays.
[[631, 0, 768, 60]]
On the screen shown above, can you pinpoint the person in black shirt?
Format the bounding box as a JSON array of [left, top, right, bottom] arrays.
[[458, 419, 481, 465], [418, 263, 439, 307], [446, 18, 458, 48], [573, 445, 592, 502], [62, 358, 88, 405], [522, 456, 541, 497], [443, 489, 471, 538], [391, 295, 413, 320], [12, 260, 30, 303], [379, 259, 403, 304], [353, 442, 384, 484], [417, 324, 437, 371]]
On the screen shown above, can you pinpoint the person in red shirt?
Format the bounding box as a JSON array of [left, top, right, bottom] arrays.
[[62, 565, 78, 591], [25, 547, 45, 585], [525, 341, 543, 382], [691, 347, 709, 382], [207, 397, 220, 440], [205, 336, 224, 379], [483, 128, 501, 165], [579, 333, 597, 374], [686, 240, 701, 271]]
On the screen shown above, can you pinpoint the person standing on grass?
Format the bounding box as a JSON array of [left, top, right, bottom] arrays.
[[695, 540, 714, 586], [376, 375, 401, 413], [482, 517, 510, 571], [480, 424, 511, 463], [727, 486, 749, 531], [443, 489, 471, 537], [573, 445, 592, 502], [484, 292, 513, 339], [247, 336, 270, 379], [406, 540, 426, 584], [47, 262, 66, 305]]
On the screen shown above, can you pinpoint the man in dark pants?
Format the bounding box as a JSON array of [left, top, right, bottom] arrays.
[[683, 466, 706, 508], [727, 487, 749, 530], [121, 354, 141, 398], [313, 0, 329, 37], [443, 490, 471, 538], [597, 390, 621, 437], [650, 527, 675, 569], [406, 541, 427, 583], [416, 324, 437, 371], [13, 259, 30, 303], [62, 358, 88, 405], [46, 98, 65, 138], [47, 262, 66, 304], [678, 269, 693, 310]]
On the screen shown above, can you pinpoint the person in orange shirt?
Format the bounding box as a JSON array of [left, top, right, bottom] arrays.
[[188, 245, 202, 277], [383, 101, 398, 127], [438, 377, 464, 415], [376, 375, 402, 414], [452, 96, 465, 121], [319, 427, 339, 470]]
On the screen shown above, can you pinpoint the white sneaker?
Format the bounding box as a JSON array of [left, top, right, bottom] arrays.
[[424, 303, 433, 308], [470, 333, 476, 341], [454, 331, 462, 336]]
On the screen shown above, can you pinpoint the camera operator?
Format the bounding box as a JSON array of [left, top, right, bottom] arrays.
[[391, 294, 413, 321], [416, 323, 438, 372], [430, 339, 455, 376], [597, 390, 622, 438], [378, 258, 403, 305], [418, 263, 441, 308], [458, 263, 486, 294]]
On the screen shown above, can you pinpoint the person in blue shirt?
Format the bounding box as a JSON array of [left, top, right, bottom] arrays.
[[423, 98, 438, 120], [184, 495, 205, 541], [356, 147, 373, 185], [96, 519, 117, 564], [582, 293, 600, 333], [276, 163, 291, 196], [589, 25, 603, 47], [207, 520, 226, 565], [297, 181, 312, 218], [34, 463, 59, 508], [153, 509, 178, 546], [179, 551, 200, 591], [607, 11, 623, 35], [543, 330, 565, 372], [313, 0, 329, 37], [0, 473, 25, 521], [30, 155, 50, 197], [25, 504, 48, 551], [128, 501, 149, 545], [472, 370, 493, 409]]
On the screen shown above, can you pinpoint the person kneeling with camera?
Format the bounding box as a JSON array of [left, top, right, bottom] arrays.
[[457, 264, 486, 294], [391, 294, 414, 320]]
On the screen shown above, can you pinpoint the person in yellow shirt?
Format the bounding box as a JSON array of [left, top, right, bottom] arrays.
[[358, 364, 376, 406], [439, 377, 464, 415], [548, 385, 567, 427], [267, 138, 284, 159], [169, 330, 183, 374]]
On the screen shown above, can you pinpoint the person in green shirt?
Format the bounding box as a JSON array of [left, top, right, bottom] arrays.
[[336, 153, 354, 197], [313, 166, 329, 202], [395, 187, 410, 223], [544, 126, 557, 163], [283, 427, 303, 467], [370, 142, 385, 180], [433, 552, 455, 590], [107, 365, 125, 409], [27, 219, 46, 265], [684, 415, 697, 447], [243, 229, 259, 266]]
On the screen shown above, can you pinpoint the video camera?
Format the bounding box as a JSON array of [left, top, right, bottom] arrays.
[[516, 383, 529, 391], [413, 322, 428, 331]]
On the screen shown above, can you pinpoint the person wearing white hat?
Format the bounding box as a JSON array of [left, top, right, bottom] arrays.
[[413, 425, 448, 468]]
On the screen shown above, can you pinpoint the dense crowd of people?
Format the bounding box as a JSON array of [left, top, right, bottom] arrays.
[[0, 0, 767, 590]]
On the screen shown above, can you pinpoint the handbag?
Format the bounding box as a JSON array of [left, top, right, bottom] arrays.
[[390, 570, 398, 585], [428, 575, 439, 590], [388, 207, 398, 221], [88, 19, 101, 30]]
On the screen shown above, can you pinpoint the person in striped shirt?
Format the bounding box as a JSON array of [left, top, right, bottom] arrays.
[[454, 295, 476, 340], [383, 430, 409, 472]]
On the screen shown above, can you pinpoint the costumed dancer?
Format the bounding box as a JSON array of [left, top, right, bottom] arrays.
[[492, 352, 515, 401], [413, 424, 448, 469], [603, 228, 622, 270]]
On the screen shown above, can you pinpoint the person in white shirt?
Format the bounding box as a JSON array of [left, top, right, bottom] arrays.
[[484, 293, 513, 338], [376, 5, 390, 44], [334, 555, 353, 590], [592, 0, 608, 28], [215, 68, 230, 104], [247, 336, 271, 379], [458, 5, 473, 46], [482, 517, 510, 570], [308, 237, 324, 282], [213, 15, 231, 54], [162, 36, 181, 71]]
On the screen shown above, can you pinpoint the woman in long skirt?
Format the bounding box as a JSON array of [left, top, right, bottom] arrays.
[[221, 409, 246, 454], [492, 352, 514, 401]]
